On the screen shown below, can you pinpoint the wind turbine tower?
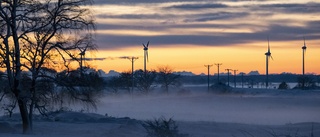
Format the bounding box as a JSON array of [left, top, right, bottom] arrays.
[[143, 41, 150, 76], [265, 38, 273, 88], [302, 38, 307, 76], [79, 47, 87, 77]]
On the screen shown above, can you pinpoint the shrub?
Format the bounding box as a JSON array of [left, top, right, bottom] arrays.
[[278, 82, 290, 89], [210, 82, 232, 93], [142, 117, 188, 137]]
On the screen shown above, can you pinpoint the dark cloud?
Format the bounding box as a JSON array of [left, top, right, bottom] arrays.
[[96, 34, 249, 49], [95, 20, 320, 50], [262, 21, 320, 41], [92, 0, 197, 5], [184, 12, 249, 22], [257, 2, 320, 14], [96, 14, 166, 19], [90, 0, 320, 50], [96, 23, 170, 32], [167, 3, 228, 10]]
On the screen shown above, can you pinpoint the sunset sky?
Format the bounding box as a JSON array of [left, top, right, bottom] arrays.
[[85, 0, 320, 75]]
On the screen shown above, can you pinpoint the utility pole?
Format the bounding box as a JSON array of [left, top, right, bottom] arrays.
[[215, 63, 222, 83], [225, 69, 232, 86], [233, 70, 238, 88], [240, 72, 245, 88], [204, 64, 213, 91], [127, 56, 139, 93]]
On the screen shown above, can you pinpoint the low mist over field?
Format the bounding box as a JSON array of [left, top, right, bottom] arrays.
[[97, 88, 320, 125]]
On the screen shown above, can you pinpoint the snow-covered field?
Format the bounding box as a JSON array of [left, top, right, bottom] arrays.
[[1, 87, 319, 137]]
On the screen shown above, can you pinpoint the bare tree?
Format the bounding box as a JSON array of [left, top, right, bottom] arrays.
[[119, 71, 133, 93], [135, 69, 157, 94], [106, 76, 122, 94], [0, 0, 95, 133], [157, 66, 180, 94], [295, 75, 316, 90], [55, 67, 104, 110]]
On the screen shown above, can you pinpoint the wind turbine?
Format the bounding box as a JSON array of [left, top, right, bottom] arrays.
[[79, 46, 87, 76], [265, 38, 273, 88], [143, 41, 149, 75], [302, 37, 307, 76]]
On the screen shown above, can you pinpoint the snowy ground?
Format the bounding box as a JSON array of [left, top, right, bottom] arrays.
[[0, 87, 319, 137]]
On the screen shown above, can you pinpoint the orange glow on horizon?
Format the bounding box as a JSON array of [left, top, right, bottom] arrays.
[[88, 39, 320, 75]]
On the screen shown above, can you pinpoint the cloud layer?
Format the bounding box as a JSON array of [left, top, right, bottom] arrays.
[[91, 0, 320, 49]]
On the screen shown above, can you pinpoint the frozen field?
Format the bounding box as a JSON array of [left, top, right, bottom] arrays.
[[0, 88, 319, 137]]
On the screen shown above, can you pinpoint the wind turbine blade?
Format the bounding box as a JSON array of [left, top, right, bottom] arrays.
[[270, 55, 274, 61], [143, 43, 146, 48], [146, 41, 149, 47]]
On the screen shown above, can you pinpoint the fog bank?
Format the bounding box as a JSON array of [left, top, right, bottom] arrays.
[[96, 89, 320, 125]]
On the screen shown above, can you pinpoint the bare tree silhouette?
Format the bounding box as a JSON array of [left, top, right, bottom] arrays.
[[157, 66, 180, 94], [0, 0, 95, 133]]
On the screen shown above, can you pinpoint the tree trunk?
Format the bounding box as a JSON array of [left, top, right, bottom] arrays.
[[17, 96, 31, 134], [11, 0, 31, 133], [28, 78, 37, 131]]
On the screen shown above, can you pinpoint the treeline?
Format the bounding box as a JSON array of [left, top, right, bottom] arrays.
[[179, 74, 319, 84], [104, 66, 181, 94], [178, 74, 320, 89], [0, 67, 105, 116], [104, 71, 320, 92]]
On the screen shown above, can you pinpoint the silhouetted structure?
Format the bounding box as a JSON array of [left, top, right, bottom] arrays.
[[120, 56, 139, 93], [239, 72, 245, 88], [143, 41, 150, 76], [265, 38, 273, 88], [79, 47, 87, 76], [233, 69, 238, 88], [204, 64, 213, 91], [225, 69, 232, 86], [302, 37, 307, 89], [302, 38, 307, 76], [215, 63, 222, 83]]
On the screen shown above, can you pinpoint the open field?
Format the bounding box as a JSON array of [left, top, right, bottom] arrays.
[[1, 87, 319, 137]]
